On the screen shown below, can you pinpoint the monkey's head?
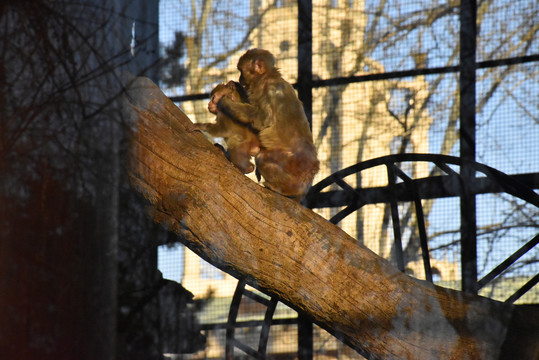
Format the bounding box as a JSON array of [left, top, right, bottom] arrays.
[[208, 81, 248, 114], [208, 84, 229, 114], [237, 49, 276, 88]]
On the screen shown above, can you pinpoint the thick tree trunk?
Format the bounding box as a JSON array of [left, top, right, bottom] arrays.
[[125, 77, 538, 360]]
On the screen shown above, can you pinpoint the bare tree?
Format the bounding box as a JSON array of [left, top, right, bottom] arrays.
[[0, 2, 205, 359], [160, 1, 276, 122], [126, 77, 539, 359], [154, 0, 538, 356], [343, 0, 539, 279]]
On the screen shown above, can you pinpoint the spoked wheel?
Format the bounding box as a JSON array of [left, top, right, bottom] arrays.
[[225, 280, 278, 359], [224, 154, 539, 358]]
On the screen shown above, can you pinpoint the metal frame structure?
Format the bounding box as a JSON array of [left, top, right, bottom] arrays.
[[224, 280, 278, 359], [303, 153, 539, 300], [166, 1, 539, 358], [224, 153, 539, 359]]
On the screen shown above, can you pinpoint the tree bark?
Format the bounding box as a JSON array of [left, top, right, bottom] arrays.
[[124, 76, 538, 360]]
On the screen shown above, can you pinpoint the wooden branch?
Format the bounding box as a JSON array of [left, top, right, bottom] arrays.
[[125, 76, 538, 360]]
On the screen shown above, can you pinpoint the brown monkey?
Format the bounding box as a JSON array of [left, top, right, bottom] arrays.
[[217, 49, 319, 199], [194, 81, 260, 174]]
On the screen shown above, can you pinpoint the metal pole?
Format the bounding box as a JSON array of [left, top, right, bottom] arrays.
[[298, 0, 313, 127], [297, 1, 314, 359], [459, 0, 478, 294]]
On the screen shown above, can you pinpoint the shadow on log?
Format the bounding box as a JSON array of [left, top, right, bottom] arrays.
[[124, 76, 538, 360]]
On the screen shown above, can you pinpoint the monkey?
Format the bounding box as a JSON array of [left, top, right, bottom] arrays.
[[216, 49, 319, 199], [193, 81, 260, 174]]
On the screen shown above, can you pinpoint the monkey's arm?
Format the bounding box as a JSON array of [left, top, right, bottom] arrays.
[[218, 97, 263, 130], [193, 120, 232, 138]]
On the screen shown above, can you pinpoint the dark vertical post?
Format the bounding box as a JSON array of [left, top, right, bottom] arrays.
[[459, 0, 478, 294], [297, 316, 313, 360], [298, 0, 313, 127], [297, 1, 314, 359]]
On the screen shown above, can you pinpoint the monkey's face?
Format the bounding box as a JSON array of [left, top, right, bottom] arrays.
[[208, 85, 237, 113], [237, 61, 260, 89], [208, 95, 219, 114], [208, 84, 226, 114]]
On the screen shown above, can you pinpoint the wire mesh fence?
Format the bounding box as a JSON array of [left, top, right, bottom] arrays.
[[157, 1, 539, 358]]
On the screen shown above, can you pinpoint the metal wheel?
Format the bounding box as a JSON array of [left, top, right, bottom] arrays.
[[225, 154, 539, 358]]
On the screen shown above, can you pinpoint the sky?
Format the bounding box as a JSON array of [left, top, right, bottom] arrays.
[[156, 0, 539, 289]]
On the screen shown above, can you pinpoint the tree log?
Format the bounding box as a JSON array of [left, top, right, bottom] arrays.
[[125, 76, 538, 360]]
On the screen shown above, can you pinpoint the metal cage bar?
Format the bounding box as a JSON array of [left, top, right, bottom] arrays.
[[387, 164, 406, 272], [226, 280, 281, 360]]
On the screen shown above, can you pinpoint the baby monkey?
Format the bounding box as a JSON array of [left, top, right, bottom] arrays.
[[218, 49, 319, 199], [194, 81, 260, 174]]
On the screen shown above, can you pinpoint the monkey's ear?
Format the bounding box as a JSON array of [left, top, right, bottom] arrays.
[[253, 59, 266, 74]]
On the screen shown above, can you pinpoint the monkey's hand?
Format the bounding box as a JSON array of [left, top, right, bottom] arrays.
[[212, 91, 227, 106], [225, 81, 237, 91], [191, 123, 210, 132]]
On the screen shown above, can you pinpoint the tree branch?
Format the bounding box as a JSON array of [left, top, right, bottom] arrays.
[[125, 76, 538, 360]]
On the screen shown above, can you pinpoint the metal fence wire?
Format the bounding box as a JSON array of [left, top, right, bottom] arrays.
[[157, 1, 539, 358]]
